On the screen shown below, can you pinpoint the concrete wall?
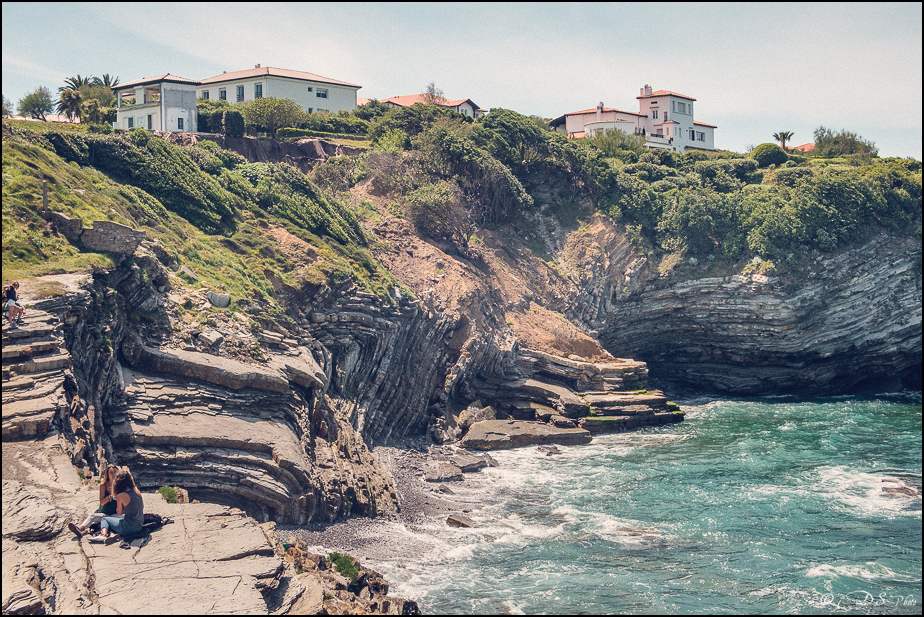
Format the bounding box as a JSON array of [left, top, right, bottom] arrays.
[[115, 82, 197, 132]]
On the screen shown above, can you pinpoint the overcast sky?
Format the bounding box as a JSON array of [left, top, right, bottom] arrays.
[[3, 2, 921, 158]]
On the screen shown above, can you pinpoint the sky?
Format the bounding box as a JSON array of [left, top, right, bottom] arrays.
[[3, 2, 922, 158]]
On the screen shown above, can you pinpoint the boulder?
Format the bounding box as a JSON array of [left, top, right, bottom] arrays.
[[446, 514, 475, 528], [206, 291, 231, 308], [460, 420, 592, 450], [424, 461, 464, 482]]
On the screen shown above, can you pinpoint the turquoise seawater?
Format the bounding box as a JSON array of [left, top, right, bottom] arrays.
[[372, 396, 922, 614]]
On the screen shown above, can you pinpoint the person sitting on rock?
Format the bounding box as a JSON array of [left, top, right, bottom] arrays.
[[87, 469, 144, 543], [4, 281, 25, 327], [68, 464, 120, 538]]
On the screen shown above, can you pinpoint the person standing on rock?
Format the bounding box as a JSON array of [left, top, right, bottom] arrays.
[[88, 470, 144, 543], [4, 281, 25, 327], [69, 464, 120, 538]]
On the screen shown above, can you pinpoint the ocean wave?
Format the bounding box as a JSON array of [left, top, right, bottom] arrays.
[[805, 562, 921, 583], [813, 466, 922, 517]]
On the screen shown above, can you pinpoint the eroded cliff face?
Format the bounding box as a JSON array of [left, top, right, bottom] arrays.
[[561, 217, 922, 395]]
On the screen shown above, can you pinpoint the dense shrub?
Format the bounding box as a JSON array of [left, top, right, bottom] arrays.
[[223, 110, 245, 138], [773, 167, 814, 187], [276, 127, 370, 141], [749, 143, 788, 168], [406, 180, 474, 246], [813, 126, 878, 158], [42, 130, 237, 233], [299, 113, 369, 136], [368, 103, 470, 145]]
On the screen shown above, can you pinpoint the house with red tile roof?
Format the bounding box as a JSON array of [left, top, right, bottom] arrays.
[[791, 142, 815, 153], [380, 93, 485, 119], [113, 74, 200, 132], [196, 65, 361, 115], [550, 84, 718, 153]]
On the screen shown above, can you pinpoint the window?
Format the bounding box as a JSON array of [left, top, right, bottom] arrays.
[[236, 85, 244, 102], [255, 84, 262, 99], [307, 108, 313, 113], [316, 88, 328, 99], [147, 115, 152, 130], [128, 117, 134, 128], [652, 110, 658, 119], [689, 129, 695, 140], [202, 90, 209, 100], [219, 88, 226, 101], [697, 132, 705, 142], [306, 87, 313, 92], [178, 117, 184, 130]]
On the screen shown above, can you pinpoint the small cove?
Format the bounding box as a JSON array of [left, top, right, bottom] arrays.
[[286, 395, 922, 614]]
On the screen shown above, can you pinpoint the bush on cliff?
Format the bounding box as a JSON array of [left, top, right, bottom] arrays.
[[749, 143, 789, 168]]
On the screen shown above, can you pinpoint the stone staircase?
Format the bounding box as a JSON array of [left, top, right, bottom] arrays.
[[1, 309, 72, 440]]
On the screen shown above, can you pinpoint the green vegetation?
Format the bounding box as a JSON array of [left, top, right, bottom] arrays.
[[2, 120, 397, 300], [328, 552, 360, 589], [158, 486, 178, 503], [749, 143, 788, 168], [17, 87, 54, 121]]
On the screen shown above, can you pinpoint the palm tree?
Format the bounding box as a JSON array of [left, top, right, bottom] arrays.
[[59, 75, 92, 95], [773, 131, 794, 151], [56, 89, 83, 122], [81, 98, 103, 124], [91, 74, 120, 89]]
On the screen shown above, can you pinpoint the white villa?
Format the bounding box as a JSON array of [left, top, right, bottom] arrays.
[[550, 85, 717, 152], [196, 65, 361, 115], [113, 74, 199, 132], [380, 94, 485, 119]]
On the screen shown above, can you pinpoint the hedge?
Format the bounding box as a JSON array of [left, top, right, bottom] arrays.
[[276, 127, 370, 141]]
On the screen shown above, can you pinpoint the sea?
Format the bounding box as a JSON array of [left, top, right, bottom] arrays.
[[304, 395, 923, 615]]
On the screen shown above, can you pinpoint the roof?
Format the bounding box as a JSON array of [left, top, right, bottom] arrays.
[[693, 121, 718, 128], [549, 106, 646, 127], [199, 66, 360, 89], [356, 97, 371, 106], [565, 106, 646, 118], [638, 90, 696, 101], [115, 74, 200, 90], [381, 94, 480, 109], [792, 142, 815, 152]]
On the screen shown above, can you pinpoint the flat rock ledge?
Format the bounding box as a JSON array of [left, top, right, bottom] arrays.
[[460, 419, 592, 450]]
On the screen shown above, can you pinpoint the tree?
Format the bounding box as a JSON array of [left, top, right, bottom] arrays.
[[813, 126, 878, 158], [17, 87, 53, 120], [59, 75, 92, 95], [422, 82, 447, 106], [241, 97, 307, 137], [81, 98, 104, 124], [56, 88, 83, 122], [91, 74, 120, 89], [772, 131, 794, 150], [2, 94, 11, 117]]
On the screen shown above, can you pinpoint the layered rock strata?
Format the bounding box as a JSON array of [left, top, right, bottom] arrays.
[[563, 220, 923, 395]]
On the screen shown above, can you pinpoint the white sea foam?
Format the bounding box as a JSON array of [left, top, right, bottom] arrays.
[[813, 466, 922, 517], [805, 562, 920, 583]]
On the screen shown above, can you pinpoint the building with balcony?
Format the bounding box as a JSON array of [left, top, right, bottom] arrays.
[[550, 85, 718, 152], [113, 74, 199, 132], [196, 65, 361, 115]]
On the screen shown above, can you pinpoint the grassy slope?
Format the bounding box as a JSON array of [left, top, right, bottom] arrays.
[[2, 121, 397, 306]]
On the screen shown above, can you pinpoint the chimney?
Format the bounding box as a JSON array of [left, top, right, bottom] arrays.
[[255, 64, 261, 69], [643, 84, 653, 97], [597, 102, 603, 121]]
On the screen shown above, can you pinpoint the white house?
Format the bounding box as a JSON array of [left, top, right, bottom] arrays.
[[380, 94, 486, 118], [113, 74, 199, 132], [197, 65, 361, 115], [551, 85, 718, 153]]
